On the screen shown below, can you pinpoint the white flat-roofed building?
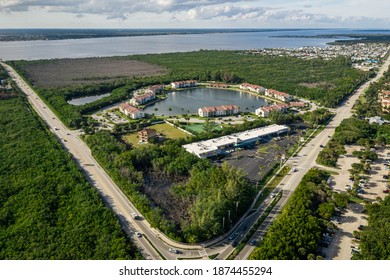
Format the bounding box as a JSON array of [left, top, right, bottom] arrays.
[[183, 124, 289, 158]]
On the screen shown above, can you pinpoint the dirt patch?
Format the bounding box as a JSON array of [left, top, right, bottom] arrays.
[[299, 82, 335, 89], [20, 57, 168, 88], [142, 171, 190, 225]]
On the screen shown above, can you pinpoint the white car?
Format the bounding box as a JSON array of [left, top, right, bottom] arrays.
[[169, 248, 179, 254]]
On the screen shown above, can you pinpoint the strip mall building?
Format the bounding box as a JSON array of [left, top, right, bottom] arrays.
[[183, 124, 289, 158]]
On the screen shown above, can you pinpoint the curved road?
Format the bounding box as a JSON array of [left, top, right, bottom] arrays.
[[2, 53, 389, 260]]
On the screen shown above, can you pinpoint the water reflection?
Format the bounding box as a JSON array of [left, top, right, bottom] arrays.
[[144, 88, 269, 116]]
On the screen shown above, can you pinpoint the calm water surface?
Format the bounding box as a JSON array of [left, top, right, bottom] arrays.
[[143, 88, 269, 116], [0, 29, 353, 60], [68, 93, 111, 105]]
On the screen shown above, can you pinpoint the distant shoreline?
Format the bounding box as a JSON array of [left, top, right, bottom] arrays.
[[271, 33, 390, 45], [0, 28, 309, 42]]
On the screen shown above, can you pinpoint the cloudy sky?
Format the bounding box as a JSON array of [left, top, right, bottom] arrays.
[[0, 0, 389, 29]]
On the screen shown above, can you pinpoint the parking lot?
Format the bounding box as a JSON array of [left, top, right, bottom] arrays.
[[215, 133, 302, 183], [322, 145, 390, 259]]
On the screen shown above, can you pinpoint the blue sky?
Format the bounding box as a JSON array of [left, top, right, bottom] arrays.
[[0, 0, 389, 28]]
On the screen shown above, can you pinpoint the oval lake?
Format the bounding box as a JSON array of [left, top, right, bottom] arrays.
[[143, 88, 270, 116]]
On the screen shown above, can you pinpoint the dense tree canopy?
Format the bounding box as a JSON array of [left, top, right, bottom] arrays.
[[354, 197, 390, 259], [9, 51, 367, 128], [0, 95, 140, 259], [250, 168, 341, 260], [85, 132, 255, 242]]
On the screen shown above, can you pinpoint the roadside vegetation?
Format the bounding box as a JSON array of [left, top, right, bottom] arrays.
[[250, 168, 348, 260], [8, 51, 367, 129], [317, 64, 390, 259], [84, 131, 256, 243], [0, 93, 140, 259], [349, 65, 390, 259], [317, 65, 390, 167], [353, 197, 390, 259]]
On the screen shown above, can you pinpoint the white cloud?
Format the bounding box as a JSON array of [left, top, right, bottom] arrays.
[[0, 0, 389, 27]]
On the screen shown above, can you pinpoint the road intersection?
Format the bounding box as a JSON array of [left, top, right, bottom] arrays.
[[2, 54, 389, 260]]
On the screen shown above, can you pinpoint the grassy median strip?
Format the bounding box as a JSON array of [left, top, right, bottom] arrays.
[[228, 192, 282, 260], [253, 166, 291, 209], [142, 234, 166, 260]]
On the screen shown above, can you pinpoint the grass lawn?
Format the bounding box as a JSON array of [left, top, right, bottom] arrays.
[[122, 133, 146, 147], [149, 123, 190, 139], [122, 122, 190, 147]]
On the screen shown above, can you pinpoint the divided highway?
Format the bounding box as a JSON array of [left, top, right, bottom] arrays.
[[235, 54, 390, 259], [2, 53, 389, 260]]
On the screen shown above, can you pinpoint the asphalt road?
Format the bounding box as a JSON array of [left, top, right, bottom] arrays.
[[3, 53, 389, 261], [235, 54, 390, 259]]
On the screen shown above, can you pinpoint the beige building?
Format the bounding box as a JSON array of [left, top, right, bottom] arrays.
[[138, 128, 158, 142], [239, 83, 266, 94], [171, 80, 197, 89], [265, 89, 292, 102], [255, 104, 289, 118], [119, 103, 145, 119], [129, 92, 156, 106], [198, 105, 239, 117]]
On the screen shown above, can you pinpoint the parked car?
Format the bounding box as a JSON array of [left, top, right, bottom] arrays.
[[358, 225, 365, 230], [383, 189, 389, 193]]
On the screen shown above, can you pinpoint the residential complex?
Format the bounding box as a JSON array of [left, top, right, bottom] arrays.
[[255, 104, 289, 117], [265, 89, 292, 102], [247, 43, 390, 71], [207, 83, 230, 88], [183, 124, 289, 158], [171, 80, 198, 89], [380, 90, 390, 113], [119, 103, 145, 119], [145, 84, 164, 94], [130, 92, 156, 106], [239, 83, 266, 94], [198, 104, 239, 117]]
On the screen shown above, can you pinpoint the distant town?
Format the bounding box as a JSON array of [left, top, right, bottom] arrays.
[[247, 43, 390, 71]]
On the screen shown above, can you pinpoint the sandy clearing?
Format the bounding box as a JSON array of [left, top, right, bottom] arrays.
[[20, 57, 168, 88], [323, 145, 390, 259]]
